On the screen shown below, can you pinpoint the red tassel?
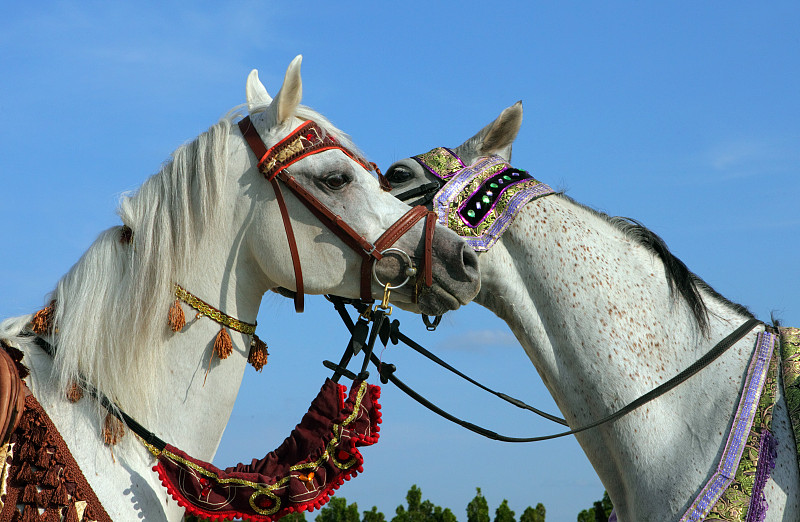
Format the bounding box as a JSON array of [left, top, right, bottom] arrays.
[[214, 328, 233, 359], [167, 300, 186, 332], [247, 335, 269, 371]]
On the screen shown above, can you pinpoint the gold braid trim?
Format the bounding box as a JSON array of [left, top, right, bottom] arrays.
[[174, 284, 257, 335]]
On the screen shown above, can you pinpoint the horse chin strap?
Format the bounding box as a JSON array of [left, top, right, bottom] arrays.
[[238, 117, 435, 312]]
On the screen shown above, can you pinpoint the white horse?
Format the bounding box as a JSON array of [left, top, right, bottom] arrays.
[[0, 56, 480, 521], [385, 103, 800, 521]]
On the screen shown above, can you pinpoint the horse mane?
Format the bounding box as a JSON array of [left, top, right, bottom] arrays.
[[559, 194, 755, 335], [41, 115, 233, 424]]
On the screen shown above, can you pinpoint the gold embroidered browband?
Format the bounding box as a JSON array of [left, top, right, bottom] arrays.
[[173, 285, 256, 335]]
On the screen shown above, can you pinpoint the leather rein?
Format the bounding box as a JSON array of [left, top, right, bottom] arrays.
[[326, 296, 763, 442], [238, 117, 437, 312]]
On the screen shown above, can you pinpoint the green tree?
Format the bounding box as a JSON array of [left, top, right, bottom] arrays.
[[494, 499, 515, 522], [576, 491, 613, 522], [283, 513, 308, 522], [318, 497, 361, 522], [364, 506, 387, 522], [466, 487, 490, 522], [520, 503, 546, 522], [392, 485, 457, 522]]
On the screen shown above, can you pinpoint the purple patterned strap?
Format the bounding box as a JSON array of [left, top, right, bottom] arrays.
[[679, 331, 776, 522], [432, 155, 554, 251]]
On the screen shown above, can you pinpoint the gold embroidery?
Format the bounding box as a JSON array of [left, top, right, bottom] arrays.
[[174, 285, 256, 335]]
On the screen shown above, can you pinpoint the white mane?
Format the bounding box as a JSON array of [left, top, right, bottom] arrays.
[[0, 103, 366, 427]]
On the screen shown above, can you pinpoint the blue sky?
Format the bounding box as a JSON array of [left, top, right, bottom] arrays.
[[2, 3, 798, 521]]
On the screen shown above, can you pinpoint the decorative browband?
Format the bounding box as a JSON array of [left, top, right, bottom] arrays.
[[432, 155, 555, 252], [257, 120, 371, 181], [412, 147, 465, 180]]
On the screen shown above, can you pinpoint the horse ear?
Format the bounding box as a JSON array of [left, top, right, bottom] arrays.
[[454, 101, 523, 162], [267, 55, 303, 126], [246, 69, 272, 113]]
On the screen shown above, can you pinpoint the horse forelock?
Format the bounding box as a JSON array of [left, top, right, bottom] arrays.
[[41, 115, 234, 425]]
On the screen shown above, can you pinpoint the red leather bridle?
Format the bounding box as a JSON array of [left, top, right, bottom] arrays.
[[238, 116, 435, 312]]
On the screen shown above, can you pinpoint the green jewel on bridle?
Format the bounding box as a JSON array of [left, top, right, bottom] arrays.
[[168, 284, 268, 372]]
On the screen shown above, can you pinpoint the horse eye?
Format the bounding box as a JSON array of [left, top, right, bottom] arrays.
[[386, 166, 413, 185], [323, 172, 350, 190]]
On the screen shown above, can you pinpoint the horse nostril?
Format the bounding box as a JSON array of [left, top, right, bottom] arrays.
[[460, 243, 480, 279]]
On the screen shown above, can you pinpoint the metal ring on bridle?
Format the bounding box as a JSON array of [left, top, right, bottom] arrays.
[[372, 248, 417, 290]]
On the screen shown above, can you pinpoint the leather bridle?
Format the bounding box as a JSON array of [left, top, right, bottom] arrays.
[[238, 117, 436, 312]]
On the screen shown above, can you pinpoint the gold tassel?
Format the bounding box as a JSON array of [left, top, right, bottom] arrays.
[[65, 381, 83, 403], [102, 413, 125, 447], [214, 328, 233, 360], [248, 335, 269, 372], [167, 299, 185, 332]]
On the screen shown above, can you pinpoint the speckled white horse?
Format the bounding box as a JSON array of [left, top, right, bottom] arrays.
[[0, 56, 480, 521], [385, 103, 799, 521]]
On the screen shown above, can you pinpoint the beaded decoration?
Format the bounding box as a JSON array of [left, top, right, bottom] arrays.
[[431, 155, 554, 251]]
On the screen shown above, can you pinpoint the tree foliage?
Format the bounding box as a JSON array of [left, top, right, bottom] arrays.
[[519, 503, 546, 522], [392, 485, 457, 522], [576, 491, 613, 522], [494, 499, 515, 522], [318, 497, 361, 522], [363, 506, 387, 522], [466, 488, 490, 522]]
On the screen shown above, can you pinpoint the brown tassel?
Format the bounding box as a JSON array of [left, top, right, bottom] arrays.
[[16, 462, 34, 483], [64, 504, 79, 522], [21, 484, 38, 503], [102, 413, 125, 446], [18, 442, 36, 463], [41, 509, 61, 522], [41, 466, 60, 488], [52, 483, 68, 506], [119, 225, 133, 244], [248, 335, 269, 372], [34, 449, 52, 468], [65, 381, 83, 403], [21, 506, 37, 522], [167, 299, 185, 332], [213, 328, 233, 360], [30, 302, 56, 335], [38, 489, 53, 508]]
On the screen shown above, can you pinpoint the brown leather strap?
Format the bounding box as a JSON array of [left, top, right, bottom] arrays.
[[424, 211, 437, 287], [270, 178, 305, 313], [361, 206, 429, 300], [237, 116, 434, 305]]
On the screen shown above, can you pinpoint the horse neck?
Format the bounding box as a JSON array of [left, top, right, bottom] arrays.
[[29, 222, 267, 462], [475, 195, 759, 516]]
